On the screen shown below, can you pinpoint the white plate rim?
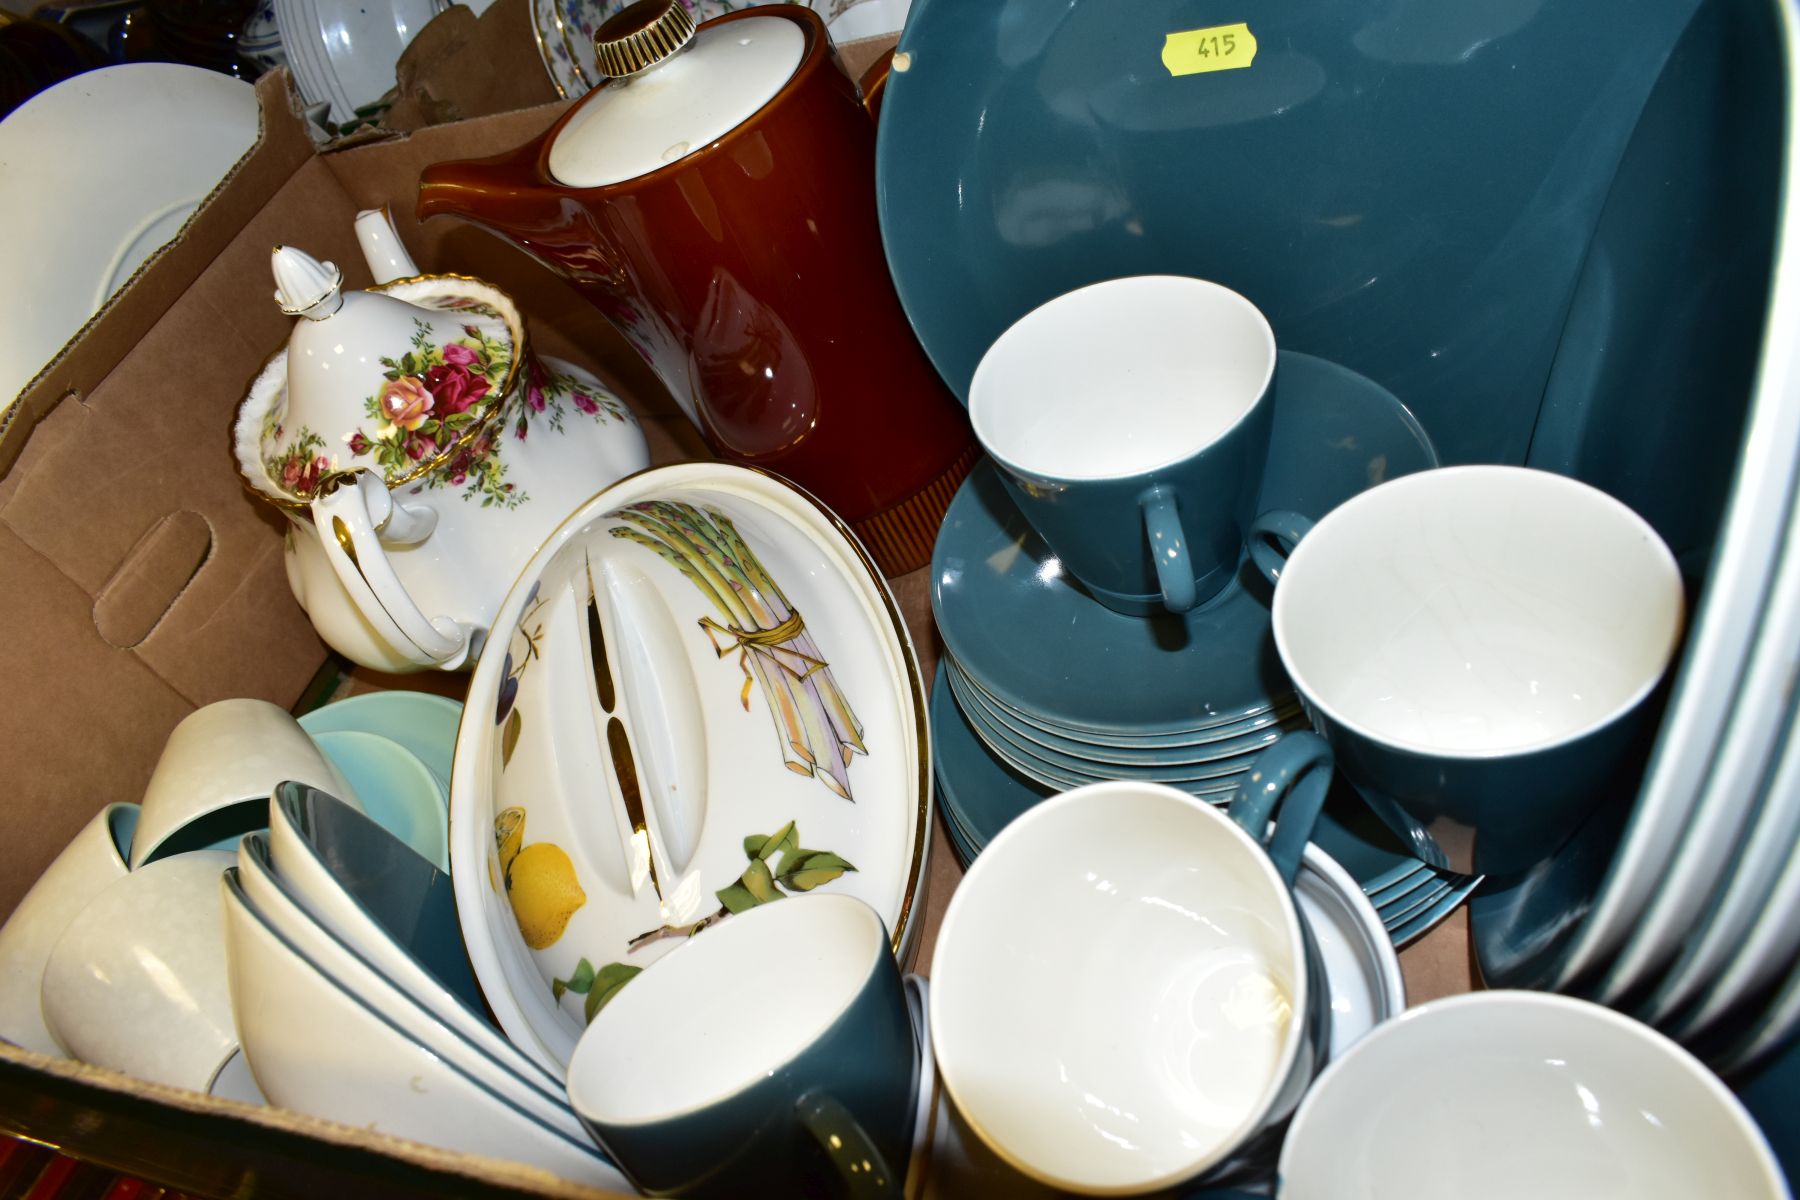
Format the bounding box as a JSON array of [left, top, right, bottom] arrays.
[[0, 64, 260, 412]]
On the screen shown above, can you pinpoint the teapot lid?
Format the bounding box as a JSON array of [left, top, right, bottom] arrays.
[[236, 246, 525, 507], [546, 1, 805, 189]]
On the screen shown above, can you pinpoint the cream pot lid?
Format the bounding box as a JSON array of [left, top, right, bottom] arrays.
[[546, 0, 807, 189], [235, 245, 526, 507]]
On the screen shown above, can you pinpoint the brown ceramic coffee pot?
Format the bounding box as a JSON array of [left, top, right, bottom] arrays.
[[415, 0, 974, 575]]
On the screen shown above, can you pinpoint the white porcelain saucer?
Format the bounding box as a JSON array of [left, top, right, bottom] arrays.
[[0, 65, 260, 412]]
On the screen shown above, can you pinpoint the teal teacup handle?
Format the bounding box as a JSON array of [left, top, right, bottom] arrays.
[[1141, 485, 1197, 613], [796, 1090, 898, 1199], [1247, 508, 1314, 589], [1227, 731, 1334, 886]]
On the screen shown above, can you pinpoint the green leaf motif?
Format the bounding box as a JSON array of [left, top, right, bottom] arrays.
[[553, 957, 597, 1001], [784, 867, 848, 892], [790, 851, 855, 875], [758, 820, 798, 863], [717, 882, 759, 914], [586, 963, 642, 1023], [742, 857, 784, 904], [778, 851, 857, 892], [743, 833, 769, 859], [502, 708, 523, 766]]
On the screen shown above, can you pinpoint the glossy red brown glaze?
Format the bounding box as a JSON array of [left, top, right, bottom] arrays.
[[416, 7, 973, 545]]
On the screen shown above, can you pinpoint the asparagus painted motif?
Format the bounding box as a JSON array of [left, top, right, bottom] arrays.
[[607, 500, 866, 800]]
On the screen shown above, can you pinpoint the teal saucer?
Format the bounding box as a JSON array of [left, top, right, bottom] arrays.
[[951, 650, 1306, 750], [945, 660, 1252, 790], [932, 671, 1425, 901], [946, 655, 1306, 771], [932, 351, 1438, 736]]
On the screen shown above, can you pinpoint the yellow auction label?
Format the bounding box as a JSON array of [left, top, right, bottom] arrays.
[[1162, 22, 1257, 76]]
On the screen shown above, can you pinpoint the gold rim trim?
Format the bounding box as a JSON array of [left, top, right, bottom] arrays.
[[237, 272, 531, 514]]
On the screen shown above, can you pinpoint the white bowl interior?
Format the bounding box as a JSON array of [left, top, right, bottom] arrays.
[[568, 895, 880, 1124], [1279, 992, 1786, 1199], [1273, 466, 1683, 755], [930, 785, 1302, 1193], [969, 275, 1276, 481]]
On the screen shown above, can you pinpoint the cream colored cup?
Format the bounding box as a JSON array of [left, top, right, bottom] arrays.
[[0, 803, 136, 1055], [41, 850, 239, 1091], [133, 698, 359, 868]]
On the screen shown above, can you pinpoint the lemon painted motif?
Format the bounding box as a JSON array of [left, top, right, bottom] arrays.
[[493, 806, 586, 950]]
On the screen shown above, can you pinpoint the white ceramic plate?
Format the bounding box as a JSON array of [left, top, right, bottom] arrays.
[[1598, 476, 1800, 1010], [450, 462, 929, 1071], [0, 65, 259, 412], [1550, 8, 1800, 989], [1665, 696, 1800, 1045], [275, 0, 448, 123], [1716, 937, 1800, 1078]]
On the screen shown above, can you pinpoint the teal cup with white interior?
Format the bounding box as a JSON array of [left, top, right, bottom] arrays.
[[1249, 465, 1684, 877], [566, 893, 916, 1198], [969, 275, 1277, 616]]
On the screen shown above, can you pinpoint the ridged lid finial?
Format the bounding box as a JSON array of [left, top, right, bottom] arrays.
[[593, 0, 697, 79]]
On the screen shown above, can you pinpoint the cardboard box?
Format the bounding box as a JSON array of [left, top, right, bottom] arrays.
[[0, 65, 710, 1198], [0, 49, 1471, 1197]]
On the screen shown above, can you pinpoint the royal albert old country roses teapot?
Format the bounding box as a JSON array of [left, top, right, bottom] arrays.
[[234, 241, 649, 673], [414, 0, 975, 575]]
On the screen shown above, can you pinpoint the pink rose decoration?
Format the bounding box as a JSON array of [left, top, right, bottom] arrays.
[[405, 431, 436, 461], [441, 342, 479, 368], [424, 363, 490, 416], [379, 376, 433, 430], [573, 391, 599, 415], [525, 358, 548, 413], [347, 431, 371, 455], [283, 454, 328, 497]]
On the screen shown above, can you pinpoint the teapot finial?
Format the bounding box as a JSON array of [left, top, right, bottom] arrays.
[[272, 245, 344, 321], [594, 0, 695, 79]]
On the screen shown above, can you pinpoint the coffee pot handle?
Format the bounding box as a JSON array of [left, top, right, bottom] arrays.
[[312, 469, 480, 670], [1226, 731, 1334, 887], [795, 1090, 898, 1199], [858, 48, 894, 120]]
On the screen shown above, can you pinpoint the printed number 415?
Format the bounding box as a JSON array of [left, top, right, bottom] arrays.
[[1196, 33, 1238, 56]]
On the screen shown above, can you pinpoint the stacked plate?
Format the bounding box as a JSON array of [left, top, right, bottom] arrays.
[[930, 353, 1482, 947], [1457, 0, 1800, 1087], [273, 0, 452, 125]]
